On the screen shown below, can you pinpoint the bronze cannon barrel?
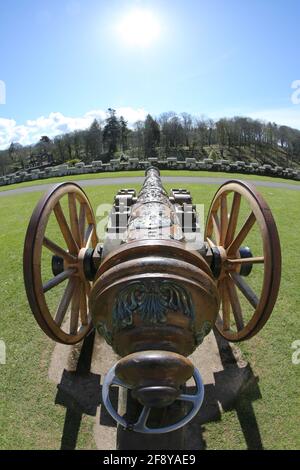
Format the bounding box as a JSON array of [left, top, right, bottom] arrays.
[[126, 167, 183, 242], [89, 168, 220, 407]]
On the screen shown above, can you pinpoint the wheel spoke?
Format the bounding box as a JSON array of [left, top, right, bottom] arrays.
[[79, 282, 88, 325], [206, 237, 216, 248], [227, 212, 256, 255], [227, 256, 264, 265], [220, 194, 228, 245], [54, 278, 76, 326], [70, 278, 80, 334], [230, 271, 259, 309], [43, 267, 76, 293], [136, 406, 151, 427], [84, 280, 91, 296], [84, 224, 95, 248], [226, 277, 244, 331], [79, 203, 86, 248], [212, 212, 220, 244], [68, 193, 81, 247], [177, 393, 198, 404], [54, 202, 79, 254], [221, 278, 231, 331], [224, 193, 241, 248], [43, 237, 76, 264], [112, 377, 130, 388]]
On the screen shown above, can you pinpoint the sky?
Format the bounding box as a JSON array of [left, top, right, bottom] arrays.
[[0, 0, 299, 149]]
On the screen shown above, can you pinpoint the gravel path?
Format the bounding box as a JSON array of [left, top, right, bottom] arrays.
[[0, 176, 300, 197]]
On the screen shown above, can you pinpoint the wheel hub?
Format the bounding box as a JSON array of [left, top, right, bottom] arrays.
[[51, 247, 97, 281], [210, 245, 253, 278]]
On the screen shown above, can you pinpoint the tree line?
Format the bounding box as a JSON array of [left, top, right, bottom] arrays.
[[1, 108, 300, 175]]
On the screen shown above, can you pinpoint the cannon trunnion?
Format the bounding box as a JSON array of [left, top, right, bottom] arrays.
[[23, 167, 281, 434]]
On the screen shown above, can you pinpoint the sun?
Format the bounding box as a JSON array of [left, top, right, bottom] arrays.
[[116, 9, 161, 47]]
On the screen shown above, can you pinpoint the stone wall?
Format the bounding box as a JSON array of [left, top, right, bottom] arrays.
[[0, 157, 299, 187]]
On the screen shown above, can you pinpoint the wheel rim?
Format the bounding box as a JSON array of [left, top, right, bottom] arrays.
[[205, 180, 281, 341], [23, 182, 98, 344]]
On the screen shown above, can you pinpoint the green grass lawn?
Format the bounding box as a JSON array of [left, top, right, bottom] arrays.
[[0, 169, 300, 193], [0, 180, 299, 449]]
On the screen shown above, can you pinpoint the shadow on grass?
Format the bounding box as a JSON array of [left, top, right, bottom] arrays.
[[185, 330, 263, 450], [55, 330, 101, 450], [54, 329, 263, 450]]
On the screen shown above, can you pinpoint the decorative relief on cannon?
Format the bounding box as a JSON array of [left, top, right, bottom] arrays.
[[96, 279, 213, 351], [113, 280, 195, 327]]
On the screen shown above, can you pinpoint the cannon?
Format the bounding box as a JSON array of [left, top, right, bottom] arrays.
[[23, 167, 281, 436]]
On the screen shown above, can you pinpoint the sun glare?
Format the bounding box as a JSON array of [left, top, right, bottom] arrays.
[[116, 9, 161, 47]]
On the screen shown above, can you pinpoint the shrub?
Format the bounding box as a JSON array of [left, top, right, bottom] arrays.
[[66, 158, 81, 167]]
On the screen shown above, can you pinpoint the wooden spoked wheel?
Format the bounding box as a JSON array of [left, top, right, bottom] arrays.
[[24, 182, 98, 344], [205, 180, 281, 342]]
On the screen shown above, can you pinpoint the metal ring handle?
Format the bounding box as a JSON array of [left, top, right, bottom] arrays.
[[102, 364, 204, 434]]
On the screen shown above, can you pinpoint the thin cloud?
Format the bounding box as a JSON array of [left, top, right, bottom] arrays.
[[210, 106, 300, 130], [0, 107, 148, 150], [248, 107, 300, 130]]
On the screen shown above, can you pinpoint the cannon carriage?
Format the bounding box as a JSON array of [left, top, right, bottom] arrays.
[[23, 168, 281, 439]]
